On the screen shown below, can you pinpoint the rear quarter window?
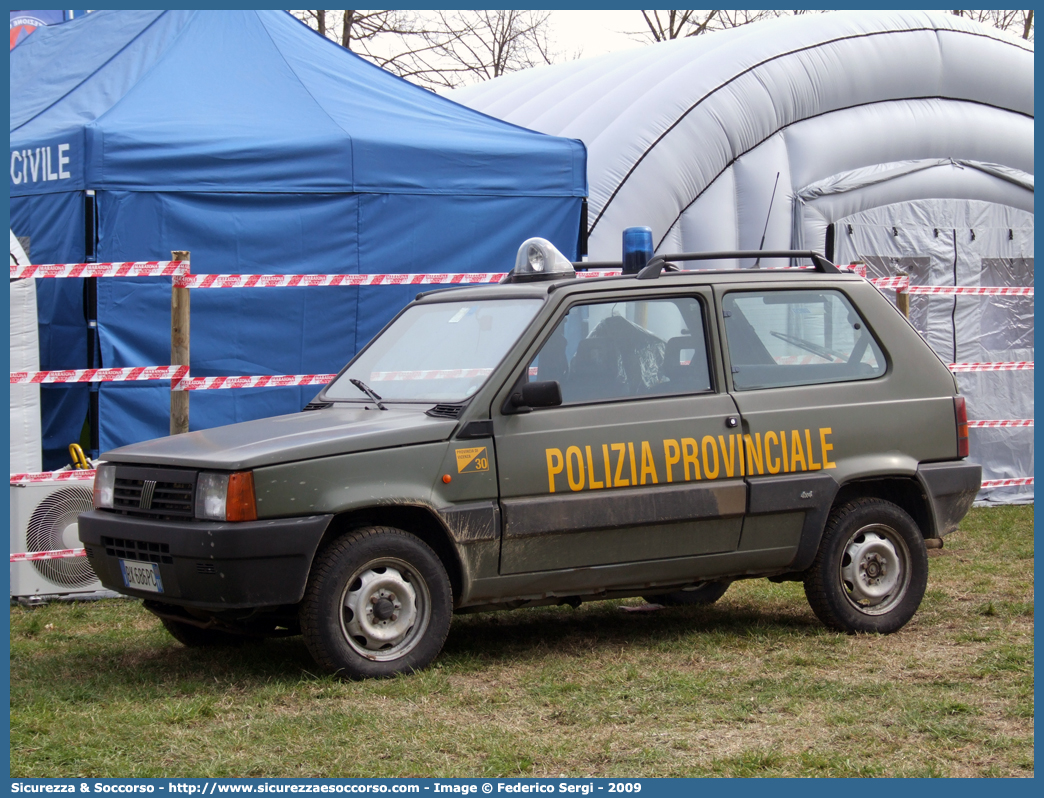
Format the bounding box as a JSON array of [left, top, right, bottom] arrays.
[[722, 289, 886, 390]]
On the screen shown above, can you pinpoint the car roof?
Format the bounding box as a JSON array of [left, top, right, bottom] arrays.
[[414, 268, 866, 304]]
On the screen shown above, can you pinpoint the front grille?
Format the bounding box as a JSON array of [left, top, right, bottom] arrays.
[[196, 562, 216, 575], [112, 466, 197, 520], [103, 536, 174, 565]]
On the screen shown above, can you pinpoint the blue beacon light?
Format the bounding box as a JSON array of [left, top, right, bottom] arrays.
[[622, 227, 654, 274]]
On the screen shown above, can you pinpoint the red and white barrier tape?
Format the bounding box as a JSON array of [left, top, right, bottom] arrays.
[[10, 469, 96, 484], [17, 361, 1033, 388], [10, 366, 188, 385], [869, 276, 910, 290], [175, 270, 621, 289], [949, 362, 1033, 372], [174, 374, 335, 391], [6, 461, 1034, 563], [11, 547, 87, 563], [12, 261, 1030, 297], [907, 285, 1033, 296], [967, 419, 1033, 428], [980, 477, 1034, 488], [11, 261, 188, 280], [856, 275, 1027, 298], [770, 357, 1033, 371], [176, 272, 503, 288], [862, 275, 1032, 295], [6, 472, 1034, 562], [370, 368, 493, 382], [775, 355, 843, 365]]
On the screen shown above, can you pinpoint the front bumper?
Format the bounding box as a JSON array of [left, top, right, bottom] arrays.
[[917, 461, 982, 537], [78, 510, 333, 610]]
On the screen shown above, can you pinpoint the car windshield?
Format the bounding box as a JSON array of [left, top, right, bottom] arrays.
[[325, 298, 542, 403]]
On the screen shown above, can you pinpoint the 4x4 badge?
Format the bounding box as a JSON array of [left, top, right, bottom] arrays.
[[456, 447, 489, 473]]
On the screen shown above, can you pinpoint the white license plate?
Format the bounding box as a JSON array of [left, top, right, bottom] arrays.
[[119, 559, 164, 593]]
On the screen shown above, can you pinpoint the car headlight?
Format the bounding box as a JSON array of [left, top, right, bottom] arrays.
[[92, 464, 116, 509], [195, 471, 257, 522]]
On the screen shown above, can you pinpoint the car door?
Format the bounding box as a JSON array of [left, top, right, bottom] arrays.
[[491, 288, 746, 575], [716, 285, 891, 568]]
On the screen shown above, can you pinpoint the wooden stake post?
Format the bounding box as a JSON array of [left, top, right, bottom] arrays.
[[170, 250, 190, 435], [896, 289, 910, 318]]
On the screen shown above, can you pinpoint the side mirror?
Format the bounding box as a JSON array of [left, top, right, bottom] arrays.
[[504, 380, 562, 415]]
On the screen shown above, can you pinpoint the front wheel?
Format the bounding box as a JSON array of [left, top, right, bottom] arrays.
[[300, 527, 452, 679], [804, 498, 928, 634]]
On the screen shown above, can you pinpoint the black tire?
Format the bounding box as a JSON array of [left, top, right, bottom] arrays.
[[300, 527, 452, 679], [643, 581, 731, 606], [161, 618, 257, 648], [804, 498, 928, 634]]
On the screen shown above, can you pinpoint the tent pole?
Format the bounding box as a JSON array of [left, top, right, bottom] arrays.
[[171, 250, 190, 435]]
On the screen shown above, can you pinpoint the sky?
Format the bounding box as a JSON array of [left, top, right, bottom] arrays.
[[547, 10, 647, 60]]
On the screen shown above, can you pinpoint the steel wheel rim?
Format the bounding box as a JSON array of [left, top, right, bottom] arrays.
[[340, 557, 431, 661], [839, 523, 911, 616]]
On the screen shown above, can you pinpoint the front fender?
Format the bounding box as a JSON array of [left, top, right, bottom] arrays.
[[252, 442, 448, 517]]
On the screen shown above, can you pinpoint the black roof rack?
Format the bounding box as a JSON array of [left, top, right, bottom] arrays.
[[416, 250, 840, 300], [637, 250, 840, 280]]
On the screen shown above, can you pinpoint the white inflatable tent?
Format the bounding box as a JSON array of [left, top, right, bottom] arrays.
[[10, 231, 42, 474], [453, 10, 1033, 504]]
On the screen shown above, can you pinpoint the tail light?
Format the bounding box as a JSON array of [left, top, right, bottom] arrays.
[[954, 396, 969, 458]]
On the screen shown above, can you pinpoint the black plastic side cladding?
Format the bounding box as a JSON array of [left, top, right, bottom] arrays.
[[456, 420, 494, 440], [916, 461, 981, 537], [502, 480, 746, 540], [746, 472, 840, 572], [438, 501, 499, 544]]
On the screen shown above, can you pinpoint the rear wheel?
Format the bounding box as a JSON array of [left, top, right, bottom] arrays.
[[300, 527, 452, 679], [643, 581, 731, 606], [804, 498, 927, 634]]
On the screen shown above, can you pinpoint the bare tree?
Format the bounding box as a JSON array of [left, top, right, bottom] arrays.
[[291, 10, 561, 89], [635, 9, 1033, 42], [417, 10, 560, 87], [292, 10, 430, 60], [640, 10, 718, 41], [951, 10, 1034, 40], [636, 10, 824, 41]]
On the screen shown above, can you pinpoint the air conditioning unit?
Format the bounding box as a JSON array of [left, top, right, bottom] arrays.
[[10, 479, 116, 603]]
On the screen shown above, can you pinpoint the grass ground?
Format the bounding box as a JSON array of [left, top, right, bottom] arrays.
[[10, 505, 1033, 778]]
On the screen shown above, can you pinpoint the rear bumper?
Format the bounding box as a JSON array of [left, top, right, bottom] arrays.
[[78, 510, 333, 610], [917, 461, 981, 537]]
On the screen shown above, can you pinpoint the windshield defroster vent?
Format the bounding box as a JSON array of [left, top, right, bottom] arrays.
[[426, 404, 465, 419]]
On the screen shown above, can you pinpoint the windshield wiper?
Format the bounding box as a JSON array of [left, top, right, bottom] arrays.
[[349, 378, 387, 410]]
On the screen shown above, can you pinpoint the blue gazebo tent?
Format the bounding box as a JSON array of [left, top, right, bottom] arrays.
[[10, 9, 586, 467]]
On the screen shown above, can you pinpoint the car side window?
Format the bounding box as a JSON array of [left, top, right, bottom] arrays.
[[528, 297, 712, 404], [722, 289, 886, 391]]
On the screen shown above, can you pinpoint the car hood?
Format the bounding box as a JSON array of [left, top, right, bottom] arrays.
[[101, 406, 459, 471]]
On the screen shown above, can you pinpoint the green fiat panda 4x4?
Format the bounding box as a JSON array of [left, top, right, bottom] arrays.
[[80, 238, 980, 679]]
